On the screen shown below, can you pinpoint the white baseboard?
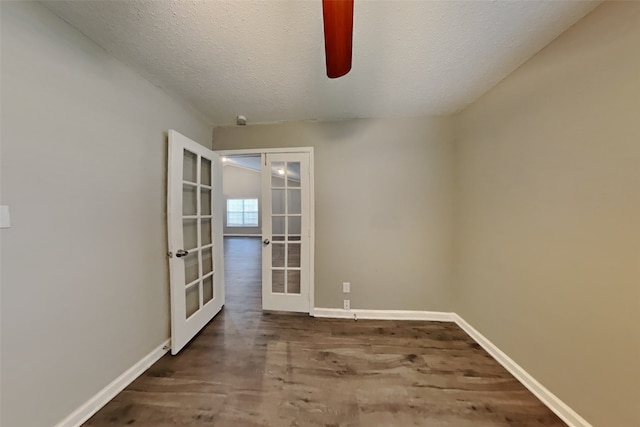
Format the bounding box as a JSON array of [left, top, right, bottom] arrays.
[[453, 315, 592, 427], [223, 234, 261, 237], [54, 339, 171, 427], [313, 308, 456, 322], [313, 308, 590, 427]]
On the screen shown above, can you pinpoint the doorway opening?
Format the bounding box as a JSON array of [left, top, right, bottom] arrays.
[[222, 155, 263, 313], [218, 148, 315, 315]]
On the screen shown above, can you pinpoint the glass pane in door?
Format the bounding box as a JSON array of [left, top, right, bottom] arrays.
[[185, 284, 199, 318], [287, 162, 301, 188], [287, 189, 301, 215], [272, 270, 285, 293], [287, 243, 301, 268], [183, 185, 197, 215], [183, 150, 197, 183], [202, 248, 213, 275], [183, 219, 197, 250], [201, 157, 211, 186], [272, 190, 285, 214], [201, 218, 212, 246], [272, 216, 285, 236], [288, 216, 301, 237], [200, 189, 211, 215], [184, 251, 199, 284], [271, 162, 286, 187], [272, 243, 285, 268], [202, 275, 214, 304], [287, 270, 301, 294]]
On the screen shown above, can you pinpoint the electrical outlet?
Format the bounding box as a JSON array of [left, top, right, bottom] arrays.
[[342, 282, 350, 293], [343, 299, 350, 310], [0, 206, 11, 229]]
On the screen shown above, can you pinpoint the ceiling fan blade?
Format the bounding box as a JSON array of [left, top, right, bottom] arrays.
[[322, 0, 354, 78]]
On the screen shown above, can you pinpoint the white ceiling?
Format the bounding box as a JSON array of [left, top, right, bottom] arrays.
[[44, 0, 599, 126]]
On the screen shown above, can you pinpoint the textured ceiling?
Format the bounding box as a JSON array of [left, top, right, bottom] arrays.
[[44, 1, 600, 126]]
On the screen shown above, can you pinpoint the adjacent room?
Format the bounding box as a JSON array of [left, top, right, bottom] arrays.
[[1, 1, 638, 427]]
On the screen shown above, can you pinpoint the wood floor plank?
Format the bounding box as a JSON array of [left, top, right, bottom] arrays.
[[83, 237, 565, 426]]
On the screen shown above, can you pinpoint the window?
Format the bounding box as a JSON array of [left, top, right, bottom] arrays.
[[227, 199, 258, 227]]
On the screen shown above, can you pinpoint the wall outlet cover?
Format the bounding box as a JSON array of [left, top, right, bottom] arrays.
[[0, 205, 11, 228]]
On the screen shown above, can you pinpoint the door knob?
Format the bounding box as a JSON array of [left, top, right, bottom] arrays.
[[176, 249, 189, 258], [263, 239, 270, 245]]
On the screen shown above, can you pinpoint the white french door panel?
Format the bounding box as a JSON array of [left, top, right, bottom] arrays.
[[262, 152, 310, 313], [167, 130, 225, 355]]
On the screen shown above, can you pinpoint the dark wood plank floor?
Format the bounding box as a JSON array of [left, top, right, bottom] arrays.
[[83, 237, 565, 426]]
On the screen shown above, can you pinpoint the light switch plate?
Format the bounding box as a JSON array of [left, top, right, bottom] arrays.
[[343, 282, 350, 293], [0, 205, 10, 229]]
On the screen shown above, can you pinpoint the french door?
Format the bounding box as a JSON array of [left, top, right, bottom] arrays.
[[167, 130, 224, 355], [261, 153, 311, 312]]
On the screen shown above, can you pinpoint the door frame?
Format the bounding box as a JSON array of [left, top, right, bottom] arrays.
[[216, 147, 315, 315]]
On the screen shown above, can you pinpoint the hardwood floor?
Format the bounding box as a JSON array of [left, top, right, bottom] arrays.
[[83, 237, 565, 426]]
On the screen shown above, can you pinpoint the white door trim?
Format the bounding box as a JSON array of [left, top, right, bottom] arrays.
[[217, 147, 314, 155], [216, 147, 315, 315]]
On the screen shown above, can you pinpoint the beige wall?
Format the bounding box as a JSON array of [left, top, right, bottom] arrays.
[[213, 117, 454, 310], [453, 2, 640, 426], [0, 3, 212, 427], [223, 164, 262, 235]]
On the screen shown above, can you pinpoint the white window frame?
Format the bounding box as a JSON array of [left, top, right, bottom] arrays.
[[226, 198, 259, 227]]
